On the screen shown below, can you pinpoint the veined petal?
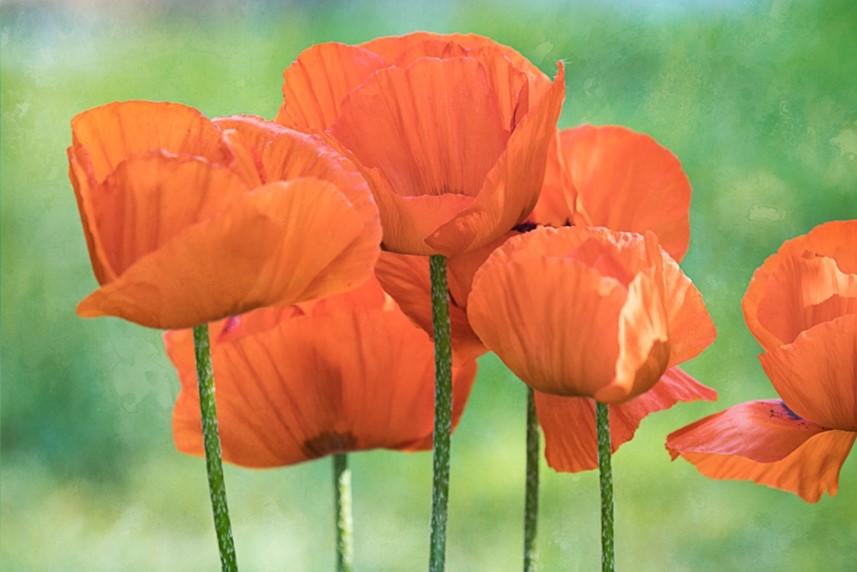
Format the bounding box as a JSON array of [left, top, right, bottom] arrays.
[[562, 125, 692, 261], [529, 132, 575, 227], [276, 42, 386, 131], [213, 114, 291, 186], [77, 178, 379, 329], [71, 100, 231, 183], [93, 154, 250, 276], [167, 286, 477, 467], [426, 63, 565, 255], [68, 148, 115, 284], [667, 400, 855, 502], [331, 57, 508, 201], [538, 367, 716, 472], [760, 314, 857, 431]]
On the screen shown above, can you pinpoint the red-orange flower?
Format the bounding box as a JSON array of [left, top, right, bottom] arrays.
[[276, 32, 566, 256], [667, 220, 857, 501], [165, 279, 477, 467], [530, 125, 692, 261], [467, 226, 716, 471], [69, 102, 381, 329]]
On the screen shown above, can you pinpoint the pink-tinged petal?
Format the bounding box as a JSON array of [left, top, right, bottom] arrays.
[[667, 399, 855, 502], [760, 314, 857, 431]]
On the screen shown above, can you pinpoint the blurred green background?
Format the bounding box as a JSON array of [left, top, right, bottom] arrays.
[[2, 0, 856, 570]]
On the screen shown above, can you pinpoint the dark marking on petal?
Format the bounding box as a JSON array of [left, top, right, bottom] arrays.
[[302, 431, 358, 459]]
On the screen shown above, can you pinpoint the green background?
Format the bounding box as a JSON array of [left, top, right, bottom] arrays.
[[2, 0, 855, 570]]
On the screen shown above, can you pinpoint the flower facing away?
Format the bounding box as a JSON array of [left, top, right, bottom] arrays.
[[165, 279, 477, 467], [276, 32, 566, 256], [69, 102, 381, 329], [530, 125, 692, 261], [667, 220, 857, 502], [468, 226, 717, 472]]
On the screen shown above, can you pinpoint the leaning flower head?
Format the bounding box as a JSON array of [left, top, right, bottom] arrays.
[[667, 220, 857, 502], [469, 226, 713, 403], [68, 101, 381, 329], [165, 279, 477, 467], [277, 32, 566, 256]]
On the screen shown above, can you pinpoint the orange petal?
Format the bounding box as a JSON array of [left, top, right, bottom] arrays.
[[661, 252, 717, 366], [68, 147, 115, 284], [667, 400, 855, 502], [71, 101, 231, 183], [743, 220, 857, 351], [261, 127, 380, 228], [276, 42, 387, 131], [92, 154, 250, 276], [167, 284, 477, 467], [331, 57, 508, 201], [426, 63, 565, 256], [760, 314, 857, 431], [77, 178, 380, 329], [529, 132, 575, 227], [538, 367, 716, 472], [213, 115, 292, 187], [558, 126, 692, 261]]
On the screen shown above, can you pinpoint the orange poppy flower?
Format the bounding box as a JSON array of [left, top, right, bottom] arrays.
[[467, 226, 716, 471], [69, 102, 381, 329], [667, 220, 857, 501], [276, 32, 566, 256], [165, 279, 477, 467], [530, 125, 692, 261]]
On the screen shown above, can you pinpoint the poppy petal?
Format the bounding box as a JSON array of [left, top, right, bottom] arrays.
[[93, 154, 250, 276], [71, 101, 231, 183], [661, 252, 717, 365], [213, 115, 291, 187], [667, 400, 855, 502], [331, 56, 508, 202], [743, 220, 857, 351], [77, 178, 379, 329], [562, 125, 692, 261], [68, 148, 115, 284], [760, 314, 857, 431], [425, 63, 565, 255], [537, 367, 716, 472], [276, 42, 387, 131], [529, 133, 575, 227], [168, 291, 477, 467], [261, 127, 380, 227]]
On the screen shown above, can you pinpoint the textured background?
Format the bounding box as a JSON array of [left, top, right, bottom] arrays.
[[2, 0, 856, 569]]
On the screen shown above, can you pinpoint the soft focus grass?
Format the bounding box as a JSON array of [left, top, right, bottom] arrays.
[[2, 0, 856, 570]]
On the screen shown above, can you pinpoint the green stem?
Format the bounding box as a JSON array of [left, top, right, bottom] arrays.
[[192, 324, 238, 572], [596, 402, 614, 572], [523, 387, 539, 572], [333, 453, 354, 572], [428, 255, 453, 572]]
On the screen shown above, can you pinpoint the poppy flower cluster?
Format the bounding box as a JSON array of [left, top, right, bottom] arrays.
[[67, 30, 853, 572]]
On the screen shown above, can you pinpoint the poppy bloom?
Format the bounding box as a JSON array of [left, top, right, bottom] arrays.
[[530, 125, 692, 261], [165, 279, 477, 467], [69, 102, 381, 329], [276, 32, 566, 256], [667, 220, 857, 502], [468, 226, 717, 471]]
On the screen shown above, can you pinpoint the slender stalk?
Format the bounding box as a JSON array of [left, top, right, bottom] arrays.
[[595, 402, 614, 572], [192, 324, 238, 572], [428, 255, 453, 572], [523, 387, 539, 572], [332, 453, 354, 572]]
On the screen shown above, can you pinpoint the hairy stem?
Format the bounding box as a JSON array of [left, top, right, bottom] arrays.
[[428, 255, 453, 572], [333, 453, 354, 572], [596, 402, 614, 572], [192, 323, 238, 572], [523, 387, 539, 572]]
